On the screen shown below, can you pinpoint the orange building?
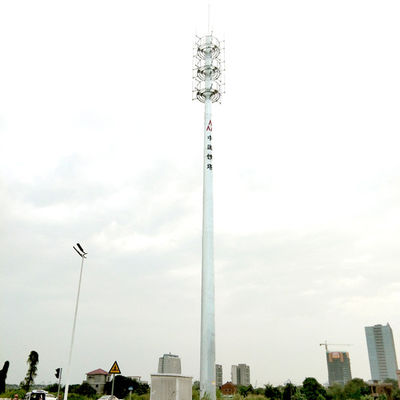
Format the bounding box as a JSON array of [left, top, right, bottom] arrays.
[[221, 382, 237, 396]]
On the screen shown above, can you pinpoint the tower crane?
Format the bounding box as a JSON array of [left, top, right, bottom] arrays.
[[319, 341, 352, 352]]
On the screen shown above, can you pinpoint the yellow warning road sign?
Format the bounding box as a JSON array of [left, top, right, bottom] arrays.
[[109, 361, 121, 374]]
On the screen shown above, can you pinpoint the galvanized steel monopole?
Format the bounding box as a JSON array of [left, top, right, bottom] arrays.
[[193, 33, 224, 400]]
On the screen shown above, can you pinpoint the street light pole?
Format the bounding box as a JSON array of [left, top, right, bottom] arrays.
[[64, 243, 87, 400]]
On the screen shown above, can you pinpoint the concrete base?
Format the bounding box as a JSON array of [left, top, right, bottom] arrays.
[[150, 374, 192, 400]]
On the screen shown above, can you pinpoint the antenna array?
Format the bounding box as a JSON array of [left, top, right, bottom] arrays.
[[193, 35, 225, 103]]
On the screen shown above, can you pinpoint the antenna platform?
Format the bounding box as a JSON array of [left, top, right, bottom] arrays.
[[193, 34, 225, 103]]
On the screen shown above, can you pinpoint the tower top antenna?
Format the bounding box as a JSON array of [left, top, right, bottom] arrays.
[[208, 3, 211, 33]]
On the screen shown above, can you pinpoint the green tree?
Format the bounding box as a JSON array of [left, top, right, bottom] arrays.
[[239, 385, 254, 398], [21, 351, 39, 391], [392, 388, 400, 400], [327, 383, 345, 400], [43, 384, 59, 393], [192, 384, 200, 400], [301, 378, 326, 400], [254, 388, 265, 396], [1, 388, 26, 400], [77, 383, 96, 396], [68, 385, 80, 394], [283, 383, 297, 400], [343, 379, 370, 400], [292, 392, 307, 400], [69, 383, 96, 396], [0, 361, 10, 394], [265, 384, 281, 400], [104, 376, 149, 398], [247, 395, 267, 400]]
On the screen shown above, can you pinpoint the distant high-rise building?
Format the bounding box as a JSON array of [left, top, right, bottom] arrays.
[[231, 366, 238, 385], [365, 323, 398, 381], [327, 351, 352, 385], [158, 353, 181, 374], [215, 365, 223, 388], [238, 364, 250, 386], [231, 364, 250, 386]]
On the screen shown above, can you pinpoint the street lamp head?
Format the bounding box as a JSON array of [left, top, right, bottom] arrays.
[[73, 245, 87, 258], [76, 243, 87, 255]]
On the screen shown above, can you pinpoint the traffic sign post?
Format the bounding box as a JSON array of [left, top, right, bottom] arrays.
[[109, 361, 121, 397]]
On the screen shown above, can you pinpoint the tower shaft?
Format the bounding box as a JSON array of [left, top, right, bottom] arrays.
[[194, 32, 223, 400], [200, 95, 215, 400]]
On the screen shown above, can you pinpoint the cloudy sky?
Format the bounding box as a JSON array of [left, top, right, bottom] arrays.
[[2, 0, 400, 389]]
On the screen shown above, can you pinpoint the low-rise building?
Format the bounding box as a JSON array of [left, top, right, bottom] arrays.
[[369, 382, 393, 400], [84, 369, 110, 394], [221, 382, 236, 396]]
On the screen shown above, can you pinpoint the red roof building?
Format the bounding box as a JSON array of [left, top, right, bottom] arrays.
[[84, 368, 110, 394], [87, 369, 108, 376], [221, 382, 237, 396]]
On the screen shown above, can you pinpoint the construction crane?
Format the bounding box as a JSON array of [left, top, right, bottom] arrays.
[[319, 341, 352, 352]]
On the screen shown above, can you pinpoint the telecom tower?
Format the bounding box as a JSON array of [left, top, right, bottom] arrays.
[[193, 27, 224, 400]]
